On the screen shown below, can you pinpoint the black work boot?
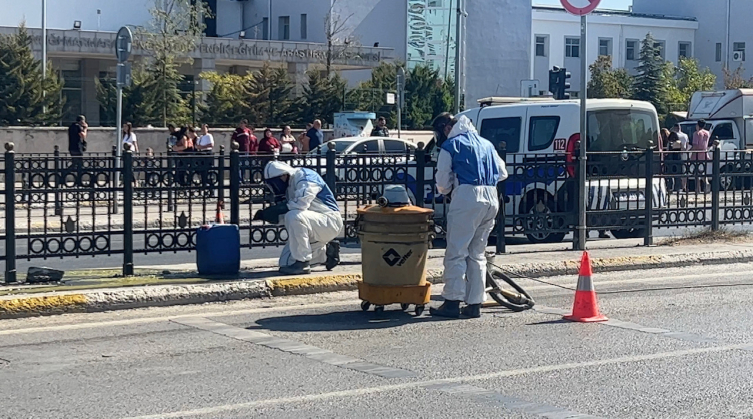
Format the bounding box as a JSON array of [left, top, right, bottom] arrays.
[[429, 300, 461, 318], [461, 304, 482, 319], [279, 260, 311, 275], [325, 241, 341, 271]]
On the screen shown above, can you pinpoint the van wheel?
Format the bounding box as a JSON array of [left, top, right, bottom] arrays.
[[719, 165, 735, 191], [523, 198, 566, 244], [610, 228, 645, 239]]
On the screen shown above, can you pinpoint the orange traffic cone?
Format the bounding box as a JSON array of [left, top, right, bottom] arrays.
[[215, 200, 225, 224], [563, 251, 608, 323]]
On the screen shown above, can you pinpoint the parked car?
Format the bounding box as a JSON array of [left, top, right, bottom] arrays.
[[307, 137, 416, 156]]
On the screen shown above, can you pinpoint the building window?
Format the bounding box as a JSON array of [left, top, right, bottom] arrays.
[[626, 40, 637, 61], [535, 35, 548, 57], [428, 0, 443, 6], [599, 38, 612, 57], [262, 18, 269, 40], [678, 42, 691, 59], [734, 42, 746, 61], [565, 37, 580, 58], [654, 41, 666, 59], [278, 16, 290, 40], [300, 14, 307, 40], [716, 43, 723, 62]]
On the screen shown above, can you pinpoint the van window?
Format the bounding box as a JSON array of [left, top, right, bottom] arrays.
[[528, 116, 560, 151], [479, 117, 522, 153], [587, 110, 658, 152], [711, 123, 735, 140]]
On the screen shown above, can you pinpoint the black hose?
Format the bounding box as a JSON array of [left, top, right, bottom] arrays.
[[486, 266, 536, 312]]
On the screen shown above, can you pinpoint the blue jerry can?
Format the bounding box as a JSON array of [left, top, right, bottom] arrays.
[[196, 224, 241, 275]]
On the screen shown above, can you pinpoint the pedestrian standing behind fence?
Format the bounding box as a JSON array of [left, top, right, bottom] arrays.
[[232, 119, 258, 155], [371, 117, 390, 137], [196, 124, 214, 153], [299, 123, 313, 152], [259, 128, 281, 155], [122, 122, 139, 153], [280, 126, 297, 154], [68, 115, 87, 156], [691, 119, 711, 192], [172, 126, 195, 153], [304, 120, 323, 152], [167, 124, 178, 150]]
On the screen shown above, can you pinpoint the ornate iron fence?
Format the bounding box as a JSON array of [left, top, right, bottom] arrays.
[[2, 140, 752, 283]]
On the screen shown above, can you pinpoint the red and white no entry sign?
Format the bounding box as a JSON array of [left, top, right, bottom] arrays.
[[560, 0, 601, 16]]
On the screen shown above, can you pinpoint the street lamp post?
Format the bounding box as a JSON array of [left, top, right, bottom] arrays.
[[41, 0, 46, 79]]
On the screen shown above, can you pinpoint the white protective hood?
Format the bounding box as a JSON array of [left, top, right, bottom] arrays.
[[448, 115, 478, 139]]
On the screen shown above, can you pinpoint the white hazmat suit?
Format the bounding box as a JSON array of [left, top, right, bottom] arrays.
[[263, 161, 343, 270], [435, 116, 508, 306]]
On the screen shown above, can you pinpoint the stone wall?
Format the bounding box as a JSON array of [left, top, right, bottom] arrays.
[[0, 127, 434, 154]]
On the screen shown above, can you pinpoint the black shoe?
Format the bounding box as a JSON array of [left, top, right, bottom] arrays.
[[429, 300, 461, 318], [461, 304, 482, 318], [325, 241, 341, 271], [279, 260, 311, 275]]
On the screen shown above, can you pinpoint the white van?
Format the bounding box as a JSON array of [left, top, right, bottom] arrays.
[[438, 98, 668, 243], [679, 89, 753, 153]]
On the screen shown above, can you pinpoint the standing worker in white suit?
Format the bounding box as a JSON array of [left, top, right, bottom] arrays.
[[429, 113, 508, 318], [256, 161, 343, 275]]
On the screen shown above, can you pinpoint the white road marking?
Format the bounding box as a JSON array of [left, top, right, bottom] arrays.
[[2, 267, 753, 336], [122, 343, 751, 419]]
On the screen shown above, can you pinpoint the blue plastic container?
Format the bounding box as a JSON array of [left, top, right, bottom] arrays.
[[196, 224, 241, 275]]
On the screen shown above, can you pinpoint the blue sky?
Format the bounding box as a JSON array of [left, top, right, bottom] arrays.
[[534, 0, 633, 10]]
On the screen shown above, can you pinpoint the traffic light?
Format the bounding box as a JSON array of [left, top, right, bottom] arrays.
[[548, 67, 572, 100]]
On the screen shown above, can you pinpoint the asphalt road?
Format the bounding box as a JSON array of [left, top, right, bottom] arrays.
[[2, 263, 753, 418]]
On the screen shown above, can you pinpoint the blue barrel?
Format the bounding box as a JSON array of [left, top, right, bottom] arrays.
[[196, 224, 241, 275]]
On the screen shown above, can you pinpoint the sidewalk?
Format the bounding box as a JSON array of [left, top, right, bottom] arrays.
[[2, 238, 753, 319]]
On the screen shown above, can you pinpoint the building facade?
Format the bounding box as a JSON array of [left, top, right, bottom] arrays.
[[532, 6, 698, 96], [632, 0, 753, 86]]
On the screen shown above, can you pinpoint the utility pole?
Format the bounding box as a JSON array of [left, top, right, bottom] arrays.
[[575, 14, 588, 250], [725, 0, 731, 70], [453, 0, 464, 113], [41, 0, 47, 113]]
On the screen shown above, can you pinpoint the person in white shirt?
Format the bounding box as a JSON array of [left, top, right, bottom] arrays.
[[122, 122, 138, 153], [196, 124, 215, 152], [670, 124, 690, 191]]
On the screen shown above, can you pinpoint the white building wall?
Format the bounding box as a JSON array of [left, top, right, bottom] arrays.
[[2, 0, 152, 31], [633, 0, 753, 86], [465, 0, 531, 106], [532, 7, 697, 95]]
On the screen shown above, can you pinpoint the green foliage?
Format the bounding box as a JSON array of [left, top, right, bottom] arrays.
[[200, 72, 250, 127], [723, 65, 753, 89], [134, 0, 207, 126], [0, 24, 63, 126], [301, 70, 346, 125], [348, 62, 453, 130], [244, 63, 300, 127], [633, 33, 666, 113], [587, 56, 633, 99]]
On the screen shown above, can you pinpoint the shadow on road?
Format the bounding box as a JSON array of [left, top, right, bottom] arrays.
[[251, 309, 457, 332]]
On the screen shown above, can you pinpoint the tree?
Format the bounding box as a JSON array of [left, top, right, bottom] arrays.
[[0, 24, 63, 126], [244, 63, 299, 127], [301, 70, 346, 125], [633, 33, 666, 113], [666, 58, 717, 109], [723, 65, 753, 89], [324, 0, 355, 75], [587, 56, 633, 99], [199, 71, 251, 127], [137, 0, 208, 126]]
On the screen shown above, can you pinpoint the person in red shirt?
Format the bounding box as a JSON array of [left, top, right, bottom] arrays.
[[259, 128, 282, 154], [231, 119, 259, 154]]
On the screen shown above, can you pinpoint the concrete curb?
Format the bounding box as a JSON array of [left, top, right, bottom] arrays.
[[2, 249, 753, 319]]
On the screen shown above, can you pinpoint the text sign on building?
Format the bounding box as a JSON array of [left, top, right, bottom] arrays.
[[115, 26, 132, 63], [560, 0, 601, 16]]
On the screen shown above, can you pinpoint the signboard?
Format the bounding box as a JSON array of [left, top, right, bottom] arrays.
[[560, 0, 601, 16], [115, 26, 133, 63], [116, 62, 131, 88]]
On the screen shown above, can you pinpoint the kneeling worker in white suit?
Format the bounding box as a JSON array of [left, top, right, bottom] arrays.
[[429, 114, 508, 319], [258, 161, 343, 275]]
